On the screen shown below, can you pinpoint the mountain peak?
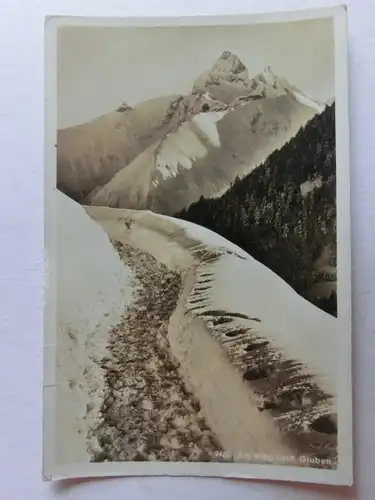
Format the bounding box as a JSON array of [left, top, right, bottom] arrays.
[[250, 66, 291, 92], [192, 54, 325, 112], [211, 51, 248, 77], [117, 102, 132, 112], [247, 69, 325, 112], [193, 51, 249, 94]]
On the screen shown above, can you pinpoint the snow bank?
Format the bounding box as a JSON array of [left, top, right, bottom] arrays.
[[164, 214, 338, 394], [193, 255, 338, 396], [55, 191, 133, 465], [168, 269, 296, 459]]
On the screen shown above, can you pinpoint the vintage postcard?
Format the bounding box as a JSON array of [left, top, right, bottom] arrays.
[[43, 5, 352, 485]]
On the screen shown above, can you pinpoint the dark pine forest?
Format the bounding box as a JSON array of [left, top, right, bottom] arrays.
[[175, 103, 337, 316]]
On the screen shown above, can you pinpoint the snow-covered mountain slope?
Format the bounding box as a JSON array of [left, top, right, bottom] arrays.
[[86, 206, 338, 464], [54, 191, 133, 464], [57, 94, 184, 201], [57, 89, 230, 204], [86, 109, 228, 210], [59, 50, 326, 219], [88, 92, 317, 214]]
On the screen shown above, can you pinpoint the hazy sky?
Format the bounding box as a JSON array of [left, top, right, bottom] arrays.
[[57, 18, 334, 129]]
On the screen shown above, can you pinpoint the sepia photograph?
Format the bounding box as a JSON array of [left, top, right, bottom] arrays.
[[43, 6, 352, 485]]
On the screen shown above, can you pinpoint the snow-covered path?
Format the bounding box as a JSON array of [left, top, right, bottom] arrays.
[[89, 241, 223, 462]]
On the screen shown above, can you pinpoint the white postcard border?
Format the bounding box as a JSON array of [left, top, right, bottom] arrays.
[[43, 5, 352, 486]]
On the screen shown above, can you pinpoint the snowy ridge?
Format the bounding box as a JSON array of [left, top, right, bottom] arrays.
[[292, 91, 326, 113]]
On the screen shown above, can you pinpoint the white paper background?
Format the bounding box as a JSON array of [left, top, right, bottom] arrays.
[[0, 0, 372, 499]]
